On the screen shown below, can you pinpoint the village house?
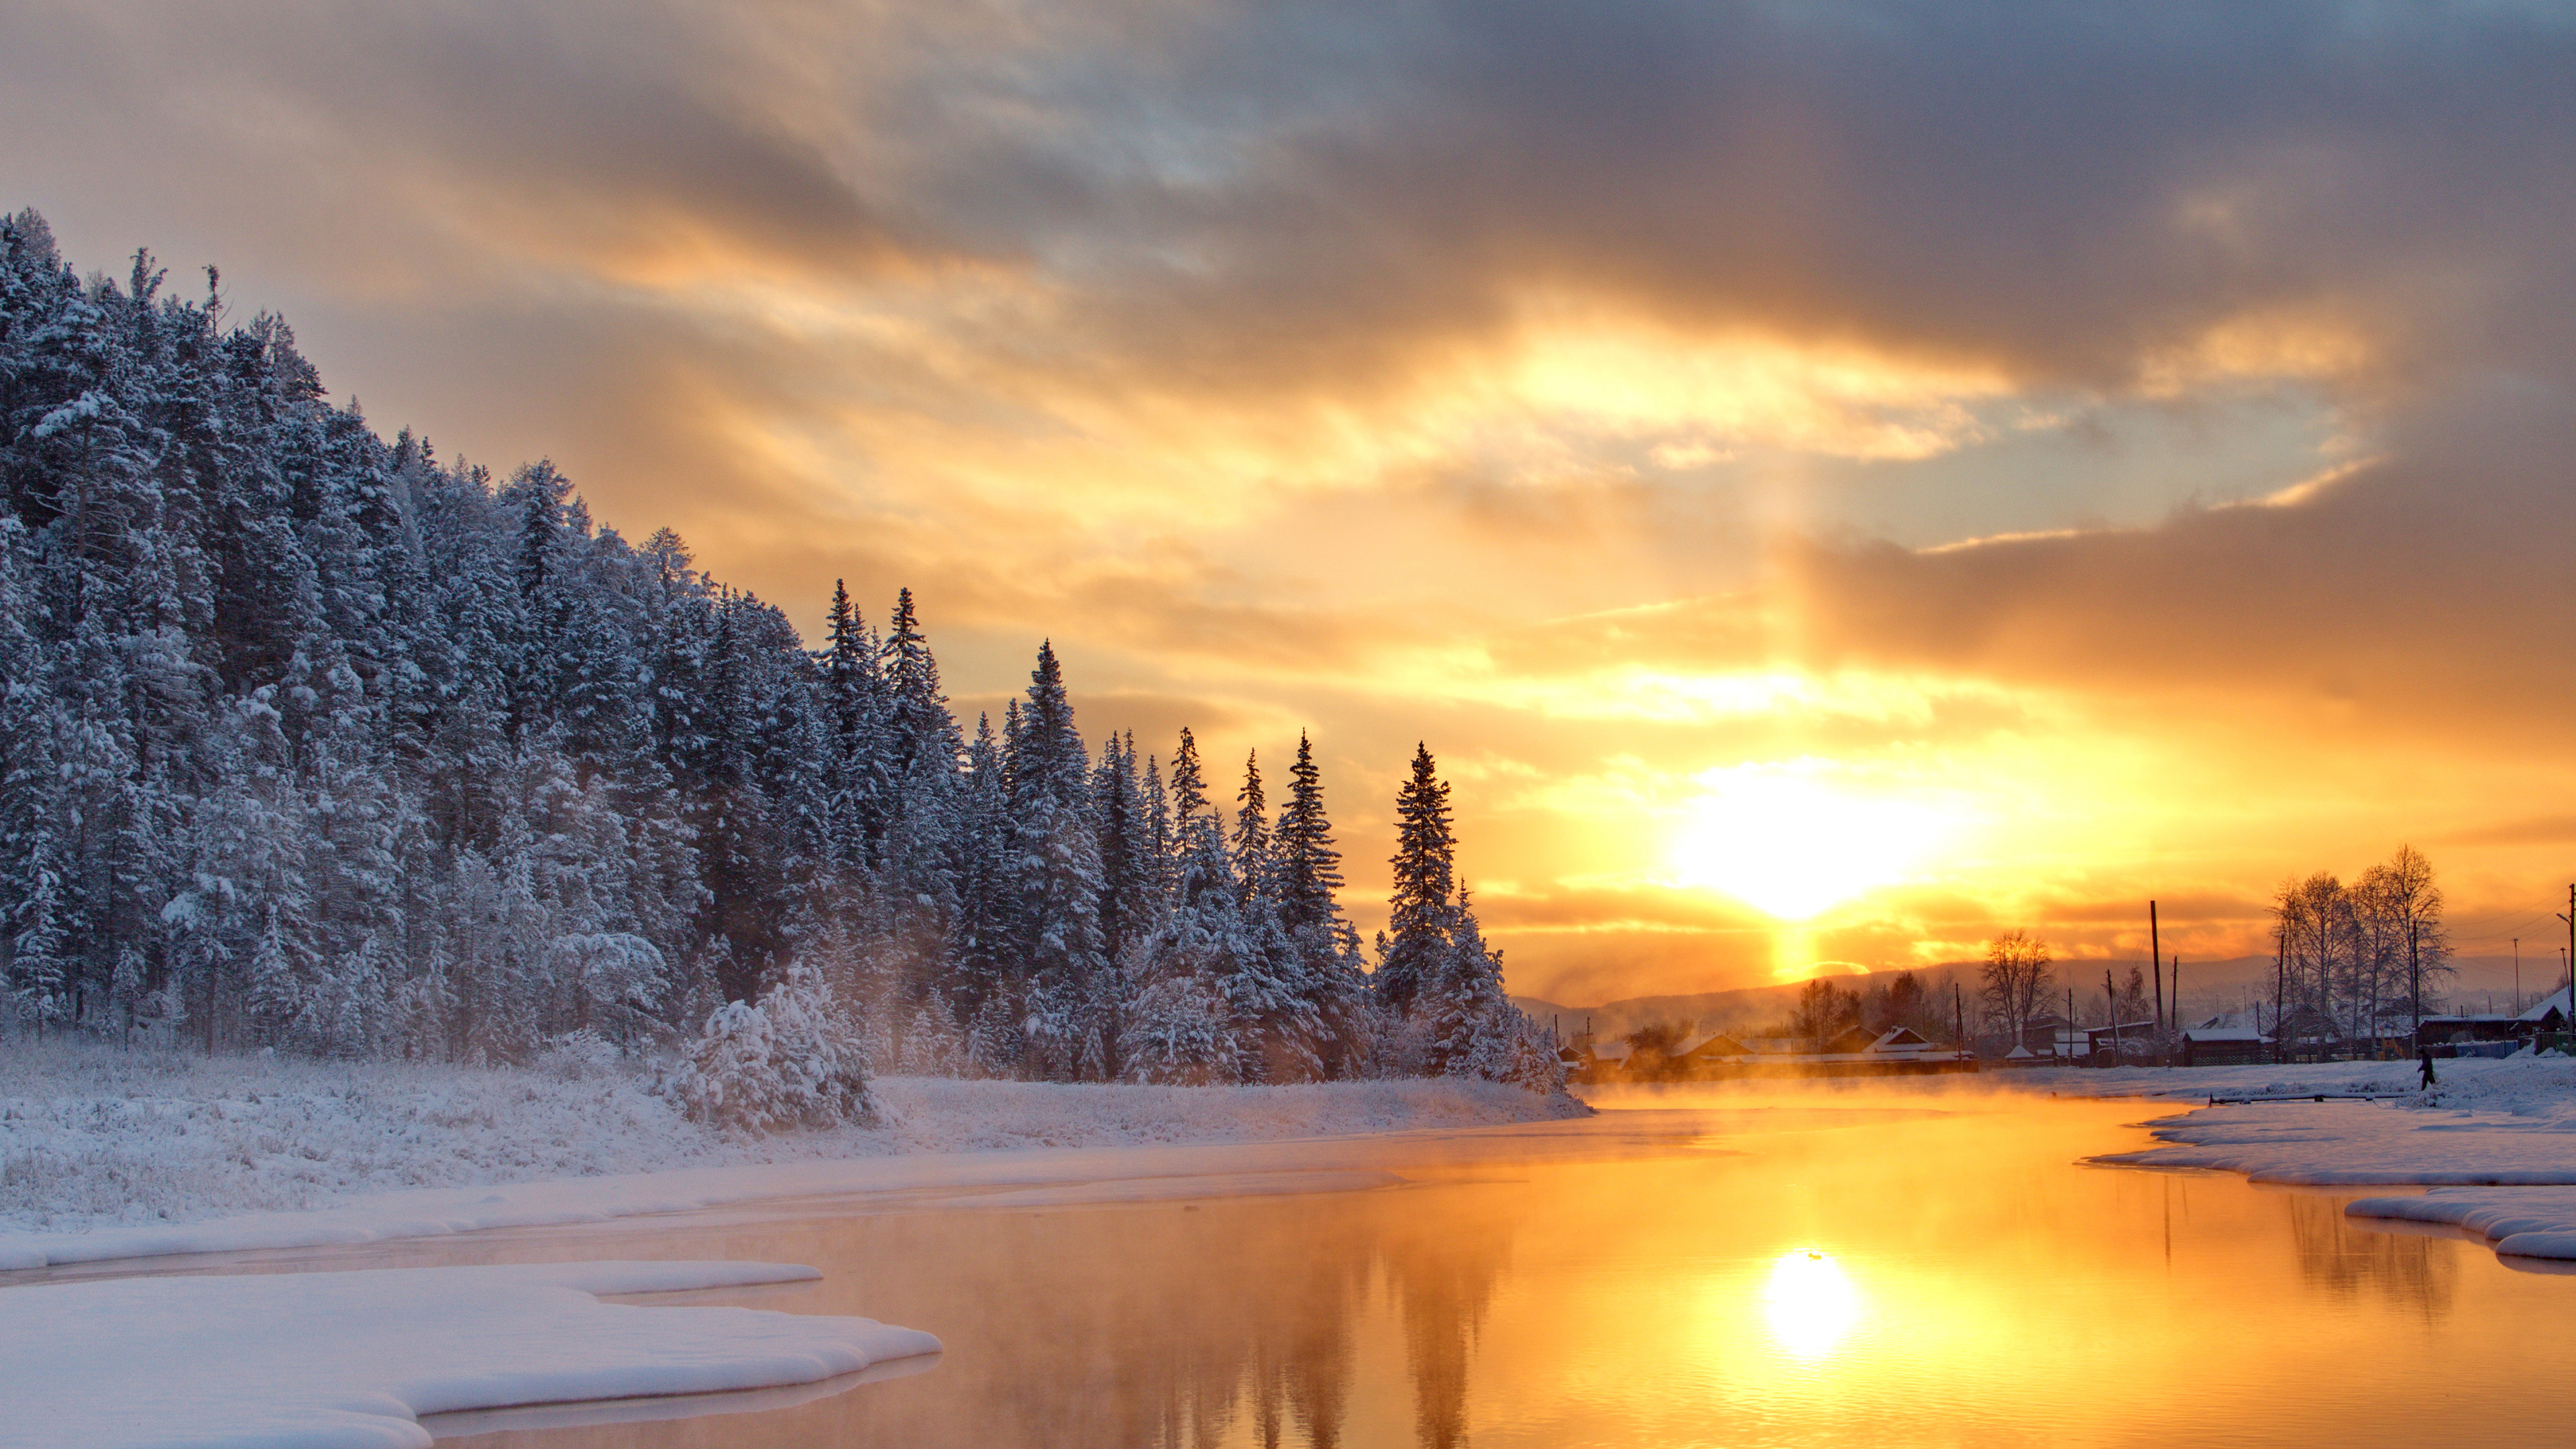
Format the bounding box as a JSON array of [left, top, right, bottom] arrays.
[[2082, 1020, 2160, 1063], [1672, 1030, 1752, 1074], [2180, 1021, 2271, 1067]]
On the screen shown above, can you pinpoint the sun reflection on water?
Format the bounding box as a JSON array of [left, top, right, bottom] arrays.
[[1763, 1249, 1862, 1360]]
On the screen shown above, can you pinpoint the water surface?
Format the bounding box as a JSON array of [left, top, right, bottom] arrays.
[[34, 1091, 2560, 1447]]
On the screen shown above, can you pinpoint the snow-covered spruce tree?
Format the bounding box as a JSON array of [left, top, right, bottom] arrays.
[[1222, 747, 1335, 1081], [950, 711, 1022, 1075], [667, 963, 876, 1133], [1092, 733, 1154, 984], [1370, 745, 1564, 1091], [1374, 743, 1456, 1021], [1118, 731, 1358, 1084], [1413, 893, 1562, 1090], [1140, 751, 1175, 901], [1274, 731, 1369, 1078], [1120, 772, 1256, 1083], [1006, 643, 1112, 1079], [1232, 749, 1272, 905], [0, 519, 70, 1030], [872, 588, 967, 1040], [818, 580, 893, 877]]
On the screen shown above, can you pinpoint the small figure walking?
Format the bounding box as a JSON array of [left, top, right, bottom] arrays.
[[2418, 1048, 2438, 1090]]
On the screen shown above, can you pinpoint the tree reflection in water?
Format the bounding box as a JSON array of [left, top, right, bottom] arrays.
[[1379, 1201, 1513, 1449], [446, 1181, 1515, 1449], [2282, 1190, 2456, 1321]]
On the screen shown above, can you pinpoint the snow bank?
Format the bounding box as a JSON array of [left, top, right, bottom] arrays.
[[0, 1038, 1581, 1238], [2092, 1097, 2576, 1186], [0, 1039, 1587, 1266], [2069, 1055, 2576, 1183], [0, 1112, 1656, 1271], [2017, 1053, 2576, 1112], [2339, 1187, 2576, 1263], [2061, 1055, 2576, 1263], [0, 1258, 940, 1449]]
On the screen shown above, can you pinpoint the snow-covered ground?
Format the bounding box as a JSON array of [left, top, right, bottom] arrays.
[[0, 1038, 1585, 1257], [2035, 1055, 2576, 1262], [5, 1259, 939, 1449], [2012, 1053, 2576, 1114]]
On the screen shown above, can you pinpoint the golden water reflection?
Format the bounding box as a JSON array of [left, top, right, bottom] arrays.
[[41, 1091, 2573, 1448], [1762, 1249, 1862, 1360]]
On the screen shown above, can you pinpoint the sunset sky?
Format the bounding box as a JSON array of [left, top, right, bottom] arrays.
[[9, 1, 2575, 1004]]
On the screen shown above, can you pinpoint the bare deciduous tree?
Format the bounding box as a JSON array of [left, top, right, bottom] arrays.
[[1980, 930, 2053, 1049], [2271, 847, 2451, 1059], [1790, 977, 1861, 1044], [2368, 845, 2451, 1032]]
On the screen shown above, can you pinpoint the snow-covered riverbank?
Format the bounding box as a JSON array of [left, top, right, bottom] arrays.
[[2049, 1056, 2576, 1262], [7, 1260, 941, 1449], [0, 1038, 1586, 1250], [0, 1041, 1609, 1448]]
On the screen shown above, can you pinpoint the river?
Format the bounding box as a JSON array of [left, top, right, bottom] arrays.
[[36, 1089, 2570, 1446]]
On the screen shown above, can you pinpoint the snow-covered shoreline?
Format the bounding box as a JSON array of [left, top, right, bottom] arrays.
[[2049, 1056, 2576, 1263], [0, 1042, 1605, 1448], [5, 1260, 941, 1449], [0, 1038, 1587, 1266]]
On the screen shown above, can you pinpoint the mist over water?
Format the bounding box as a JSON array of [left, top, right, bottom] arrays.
[[47, 1089, 2557, 1447]]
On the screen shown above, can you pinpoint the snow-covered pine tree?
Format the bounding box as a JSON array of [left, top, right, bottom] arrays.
[[950, 712, 1020, 1074], [881, 587, 952, 788], [1366, 747, 1564, 1093], [1141, 751, 1175, 902], [818, 579, 893, 876], [1375, 743, 1456, 1019], [1120, 782, 1251, 1084], [1418, 896, 1562, 1091], [1232, 750, 1272, 906], [1273, 731, 1366, 1078], [1006, 643, 1111, 1079], [869, 588, 965, 1044], [1275, 733, 1344, 934], [0, 519, 70, 1030], [1092, 731, 1155, 977]]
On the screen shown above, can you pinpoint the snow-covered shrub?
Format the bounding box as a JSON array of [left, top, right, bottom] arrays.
[[1121, 965, 1242, 1086], [535, 1028, 623, 1081], [666, 966, 876, 1132]]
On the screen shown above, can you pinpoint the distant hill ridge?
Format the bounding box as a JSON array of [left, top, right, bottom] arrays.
[[1519, 952, 2543, 1042], [1519, 956, 2306, 1042]]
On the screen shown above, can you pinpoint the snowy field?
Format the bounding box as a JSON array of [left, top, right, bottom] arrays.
[[0, 1038, 1583, 1246]]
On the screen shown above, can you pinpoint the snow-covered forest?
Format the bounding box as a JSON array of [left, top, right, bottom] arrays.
[[0, 211, 1559, 1093]]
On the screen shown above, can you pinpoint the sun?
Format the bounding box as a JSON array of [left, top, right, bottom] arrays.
[[1764, 1249, 1862, 1360], [1666, 768, 1947, 920]]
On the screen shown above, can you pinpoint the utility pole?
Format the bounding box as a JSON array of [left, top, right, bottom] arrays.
[[1953, 979, 1968, 1059], [2514, 938, 2522, 1014], [2150, 900, 2165, 1067], [2561, 888, 2576, 1048], [2171, 956, 2182, 1066], [2273, 936, 2288, 1065], [2105, 969, 2123, 1069]]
